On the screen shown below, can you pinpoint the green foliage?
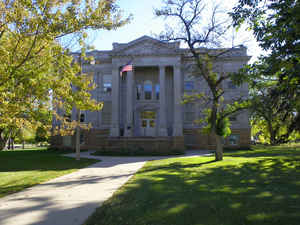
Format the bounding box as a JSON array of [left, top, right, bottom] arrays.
[[0, 0, 130, 149], [35, 126, 48, 143], [231, 0, 300, 141], [216, 117, 231, 137]]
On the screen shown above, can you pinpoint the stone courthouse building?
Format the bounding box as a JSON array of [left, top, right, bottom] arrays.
[[52, 36, 251, 152]]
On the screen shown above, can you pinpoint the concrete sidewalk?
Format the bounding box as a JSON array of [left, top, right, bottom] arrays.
[[0, 150, 210, 225]]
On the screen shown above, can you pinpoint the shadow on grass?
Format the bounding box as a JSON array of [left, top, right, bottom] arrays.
[[85, 154, 300, 225], [0, 149, 98, 172], [224, 144, 300, 158], [137, 159, 217, 174]]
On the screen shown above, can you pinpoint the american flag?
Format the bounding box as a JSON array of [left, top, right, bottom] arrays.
[[120, 61, 133, 76]]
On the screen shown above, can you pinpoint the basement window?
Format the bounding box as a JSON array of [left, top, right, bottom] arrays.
[[228, 134, 240, 145]]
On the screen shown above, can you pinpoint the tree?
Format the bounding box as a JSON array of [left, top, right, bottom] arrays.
[[242, 59, 300, 145], [35, 126, 49, 144], [231, 0, 300, 141], [155, 0, 250, 161], [0, 0, 131, 150]]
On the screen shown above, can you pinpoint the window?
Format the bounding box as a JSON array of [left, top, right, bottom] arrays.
[[141, 111, 156, 119], [228, 134, 240, 145], [184, 103, 195, 111], [155, 84, 160, 100], [184, 81, 194, 91], [80, 113, 85, 122], [184, 112, 195, 123], [103, 75, 112, 93], [64, 114, 71, 122], [229, 115, 237, 122], [184, 103, 195, 124], [144, 80, 152, 100], [149, 120, 155, 127], [136, 84, 142, 100], [80, 133, 85, 144], [102, 102, 112, 125], [228, 81, 237, 89]]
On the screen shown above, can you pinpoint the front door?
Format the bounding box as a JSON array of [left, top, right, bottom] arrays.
[[140, 111, 156, 136]]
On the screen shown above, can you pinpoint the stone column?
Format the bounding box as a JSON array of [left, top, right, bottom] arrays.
[[110, 67, 120, 136], [159, 66, 168, 136], [173, 64, 183, 136], [124, 70, 134, 136]]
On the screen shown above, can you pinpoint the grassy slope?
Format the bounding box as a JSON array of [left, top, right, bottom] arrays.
[[85, 144, 300, 225], [0, 148, 99, 198]]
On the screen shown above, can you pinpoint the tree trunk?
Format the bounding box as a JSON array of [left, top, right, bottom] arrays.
[[8, 138, 11, 149], [4, 137, 10, 150], [75, 109, 81, 161], [0, 129, 10, 151], [22, 140, 25, 149], [0, 136, 6, 151], [215, 133, 223, 161], [11, 139, 14, 150], [267, 121, 277, 145]]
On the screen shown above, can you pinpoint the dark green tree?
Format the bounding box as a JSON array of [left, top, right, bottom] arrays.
[[231, 0, 300, 141]]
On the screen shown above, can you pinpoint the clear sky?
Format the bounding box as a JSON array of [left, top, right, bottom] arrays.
[[89, 0, 262, 62]]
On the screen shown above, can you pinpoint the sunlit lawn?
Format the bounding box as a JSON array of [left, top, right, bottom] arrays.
[[0, 147, 99, 198], [86, 144, 300, 225]]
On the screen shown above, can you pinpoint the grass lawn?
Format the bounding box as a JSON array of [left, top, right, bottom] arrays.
[[85, 144, 300, 225], [0, 147, 99, 198]]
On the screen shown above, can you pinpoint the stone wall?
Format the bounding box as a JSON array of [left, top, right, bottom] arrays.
[[51, 127, 250, 152], [183, 128, 251, 149], [50, 129, 185, 153]]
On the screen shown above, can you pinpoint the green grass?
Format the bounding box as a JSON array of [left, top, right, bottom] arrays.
[[85, 144, 300, 225], [0, 147, 99, 198]]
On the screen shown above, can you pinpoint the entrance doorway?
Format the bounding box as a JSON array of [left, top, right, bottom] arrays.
[[140, 111, 156, 136]]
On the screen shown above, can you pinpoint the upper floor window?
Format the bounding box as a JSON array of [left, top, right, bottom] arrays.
[[184, 103, 195, 111], [80, 113, 85, 123], [229, 115, 237, 122], [144, 80, 152, 100], [103, 75, 112, 93], [228, 81, 237, 89], [184, 81, 194, 91], [155, 84, 160, 100]]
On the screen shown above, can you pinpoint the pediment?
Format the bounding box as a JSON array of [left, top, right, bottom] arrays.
[[112, 36, 180, 56]]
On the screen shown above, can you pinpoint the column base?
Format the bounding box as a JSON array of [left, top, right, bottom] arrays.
[[159, 127, 168, 136], [110, 126, 120, 136]]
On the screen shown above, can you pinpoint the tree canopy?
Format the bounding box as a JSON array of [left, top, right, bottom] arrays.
[[0, 0, 130, 149], [231, 0, 300, 143]]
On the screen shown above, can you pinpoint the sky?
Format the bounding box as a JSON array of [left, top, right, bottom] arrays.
[[88, 0, 262, 63]]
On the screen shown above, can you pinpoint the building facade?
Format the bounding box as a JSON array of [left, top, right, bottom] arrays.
[[52, 36, 251, 152]]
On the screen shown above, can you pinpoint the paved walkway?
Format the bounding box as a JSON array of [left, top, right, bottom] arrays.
[[0, 150, 211, 225]]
